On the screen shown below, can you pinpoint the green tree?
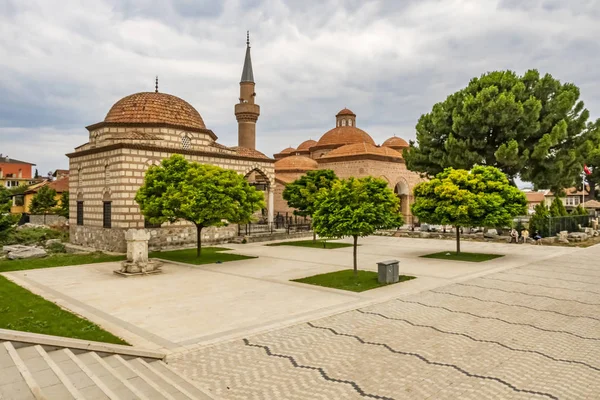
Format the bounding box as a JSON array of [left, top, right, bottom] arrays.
[[548, 197, 568, 217], [529, 203, 550, 237], [312, 177, 403, 276], [411, 166, 527, 253], [578, 119, 600, 200], [574, 204, 589, 216], [405, 70, 590, 192], [282, 169, 338, 241], [29, 186, 58, 224], [0, 187, 19, 242], [135, 155, 265, 257], [57, 192, 69, 218], [34, 169, 40, 178]]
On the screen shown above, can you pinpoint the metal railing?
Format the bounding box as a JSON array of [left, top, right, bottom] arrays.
[[238, 213, 312, 236], [516, 214, 593, 237]]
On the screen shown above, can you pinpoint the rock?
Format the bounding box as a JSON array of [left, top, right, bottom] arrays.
[[16, 223, 49, 230], [558, 238, 569, 244], [45, 239, 62, 247], [62, 243, 92, 254], [7, 247, 47, 260], [485, 229, 498, 236], [420, 224, 430, 232], [568, 232, 589, 242], [2, 245, 31, 253], [419, 232, 431, 238]]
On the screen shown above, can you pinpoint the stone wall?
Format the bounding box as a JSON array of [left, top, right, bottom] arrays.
[[29, 214, 67, 226], [70, 223, 239, 253]]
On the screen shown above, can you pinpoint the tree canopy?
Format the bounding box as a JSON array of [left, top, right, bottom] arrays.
[[57, 192, 69, 219], [548, 197, 568, 217], [135, 155, 265, 256], [578, 119, 600, 200], [312, 176, 403, 275], [29, 186, 58, 224], [405, 69, 591, 192], [283, 169, 338, 217], [411, 166, 527, 253], [0, 187, 18, 242]]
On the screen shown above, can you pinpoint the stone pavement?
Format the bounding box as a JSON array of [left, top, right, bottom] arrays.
[[168, 242, 600, 400], [3, 237, 572, 354]]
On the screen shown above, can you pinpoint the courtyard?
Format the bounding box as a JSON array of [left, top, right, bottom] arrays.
[[3, 236, 597, 398]]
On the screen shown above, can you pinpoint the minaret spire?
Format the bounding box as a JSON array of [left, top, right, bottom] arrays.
[[235, 31, 260, 149], [241, 31, 254, 83]]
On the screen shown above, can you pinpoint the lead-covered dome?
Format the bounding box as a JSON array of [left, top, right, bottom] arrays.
[[104, 92, 206, 130]]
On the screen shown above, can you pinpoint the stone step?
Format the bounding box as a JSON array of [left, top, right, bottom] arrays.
[[0, 339, 214, 400]]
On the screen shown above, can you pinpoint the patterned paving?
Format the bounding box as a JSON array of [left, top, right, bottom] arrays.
[[169, 246, 600, 399]]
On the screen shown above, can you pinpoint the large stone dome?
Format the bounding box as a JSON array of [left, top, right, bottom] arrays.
[[104, 92, 206, 130], [315, 126, 376, 149]]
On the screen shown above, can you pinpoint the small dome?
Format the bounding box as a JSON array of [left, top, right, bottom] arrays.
[[229, 146, 270, 159], [321, 142, 403, 159], [336, 108, 356, 117], [315, 126, 376, 148], [275, 155, 318, 172], [297, 139, 317, 151], [279, 147, 296, 154], [382, 136, 409, 150], [105, 92, 206, 130]]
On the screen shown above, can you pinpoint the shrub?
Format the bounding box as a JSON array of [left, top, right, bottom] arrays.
[[46, 242, 66, 254], [3, 227, 66, 246]]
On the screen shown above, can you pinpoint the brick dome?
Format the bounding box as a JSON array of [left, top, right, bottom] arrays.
[[296, 139, 317, 151], [336, 108, 356, 117], [382, 136, 409, 150], [315, 126, 376, 149], [105, 92, 206, 130], [278, 147, 296, 154], [321, 142, 403, 159], [275, 155, 318, 172]]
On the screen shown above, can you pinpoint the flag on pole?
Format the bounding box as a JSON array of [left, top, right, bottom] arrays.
[[584, 164, 592, 175]]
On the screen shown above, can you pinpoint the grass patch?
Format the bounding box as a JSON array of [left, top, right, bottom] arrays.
[[2, 227, 68, 246], [292, 269, 416, 292], [0, 275, 128, 345], [267, 240, 353, 249], [0, 252, 126, 273], [149, 247, 254, 265], [421, 251, 503, 262]]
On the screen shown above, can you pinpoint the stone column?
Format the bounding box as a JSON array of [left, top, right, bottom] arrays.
[[268, 189, 274, 224]]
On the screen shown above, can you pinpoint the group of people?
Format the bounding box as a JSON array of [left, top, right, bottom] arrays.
[[510, 228, 543, 245]]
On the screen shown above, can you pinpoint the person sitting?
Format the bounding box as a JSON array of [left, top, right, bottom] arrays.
[[533, 231, 542, 245], [510, 228, 519, 243], [521, 228, 529, 244]]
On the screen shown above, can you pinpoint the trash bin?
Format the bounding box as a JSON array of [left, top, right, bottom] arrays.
[[377, 260, 399, 284]]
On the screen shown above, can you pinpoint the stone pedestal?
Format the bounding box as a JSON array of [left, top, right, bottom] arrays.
[[115, 229, 162, 277]]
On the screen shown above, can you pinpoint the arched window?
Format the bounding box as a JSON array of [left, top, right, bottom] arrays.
[[342, 119, 347, 126], [348, 119, 353, 126], [182, 135, 192, 150]]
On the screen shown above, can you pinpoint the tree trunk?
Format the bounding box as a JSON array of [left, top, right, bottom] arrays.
[[455, 226, 460, 254], [589, 180, 597, 201], [313, 231, 316, 242], [196, 224, 203, 257], [353, 235, 358, 276]]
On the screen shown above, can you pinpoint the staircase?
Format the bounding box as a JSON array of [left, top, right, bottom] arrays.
[[0, 330, 215, 400]]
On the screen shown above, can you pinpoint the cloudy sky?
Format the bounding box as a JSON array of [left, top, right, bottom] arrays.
[[1, 0, 599, 177]]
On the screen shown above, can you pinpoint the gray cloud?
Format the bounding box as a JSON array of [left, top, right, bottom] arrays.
[[1, 0, 599, 175]]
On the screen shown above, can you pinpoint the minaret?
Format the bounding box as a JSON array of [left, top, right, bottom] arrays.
[[235, 31, 260, 149]]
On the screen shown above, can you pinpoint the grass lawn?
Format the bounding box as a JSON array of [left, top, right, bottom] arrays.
[[267, 240, 353, 249], [292, 269, 416, 292], [0, 275, 128, 345], [149, 247, 255, 265], [0, 252, 126, 273], [421, 251, 503, 262]]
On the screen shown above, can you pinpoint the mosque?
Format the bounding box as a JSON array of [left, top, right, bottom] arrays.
[[67, 34, 421, 252], [272, 109, 422, 221]]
